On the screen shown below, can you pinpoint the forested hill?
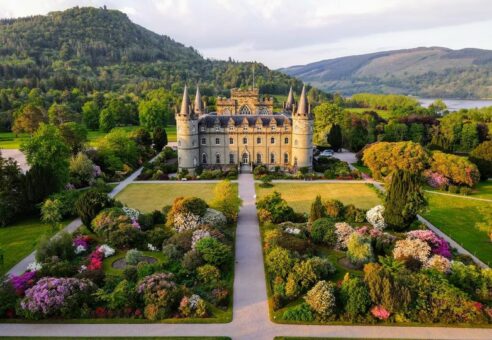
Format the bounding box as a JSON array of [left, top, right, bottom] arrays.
[[0, 6, 301, 95], [279, 47, 492, 99]]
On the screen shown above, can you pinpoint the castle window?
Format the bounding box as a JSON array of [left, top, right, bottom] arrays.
[[229, 138, 234, 145], [270, 153, 275, 164], [271, 126, 276, 131], [243, 127, 248, 132], [257, 137, 261, 144], [216, 153, 221, 164], [284, 137, 289, 144], [243, 137, 248, 145], [257, 153, 262, 164], [259, 107, 269, 115], [270, 137, 275, 144], [201, 138, 206, 145], [215, 126, 220, 132], [284, 153, 289, 164], [215, 138, 220, 145], [229, 153, 235, 164], [200, 127, 205, 132], [239, 105, 252, 115], [202, 153, 207, 164]]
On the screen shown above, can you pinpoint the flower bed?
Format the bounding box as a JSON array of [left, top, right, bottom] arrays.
[[259, 192, 492, 325], [0, 181, 238, 323]]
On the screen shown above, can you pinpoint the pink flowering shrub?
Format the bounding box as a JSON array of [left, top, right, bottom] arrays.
[[10, 271, 37, 296], [20, 277, 95, 319], [87, 250, 104, 271], [407, 230, 451, 258], [371, 305, 390, 320], [425, 170, 449, 189], [393, 238, 431, 264]]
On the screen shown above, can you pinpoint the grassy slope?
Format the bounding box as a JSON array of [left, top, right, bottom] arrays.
[[423, 193, 492, 265], [0, 126, 177, 149], [0, 218, 69, 276], [115, 182, 231, 212], [255, 183, 381, 212]]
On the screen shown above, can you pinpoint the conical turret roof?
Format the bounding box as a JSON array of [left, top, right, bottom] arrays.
[[296, 85, 309, 116], [285, 86, 295, 110], [194, 85, 204, 114], [180, 85, 191, 115]]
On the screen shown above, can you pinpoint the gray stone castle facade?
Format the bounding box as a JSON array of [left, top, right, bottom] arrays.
[[176, 85, 313, 174]]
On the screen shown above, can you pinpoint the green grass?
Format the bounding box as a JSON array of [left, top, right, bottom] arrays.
[[344, 107, 392, 119], [115, 182, 233, 212], [0, 218, 70, 276], [103, 250, 169, 276], [470, 181, 492, 200], [351, 163, 371, 175], [255, 183, 381, 212], [423, 193, 492, 265], [0, 125, 177, 149]]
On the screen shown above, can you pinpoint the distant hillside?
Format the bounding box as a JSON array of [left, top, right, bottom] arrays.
[[0, 6, 301, 95], [280, 47, 492, 99]]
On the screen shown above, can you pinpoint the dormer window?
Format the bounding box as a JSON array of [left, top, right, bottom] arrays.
[[215, 126, 220, 132], [271, 126, 276, 131]]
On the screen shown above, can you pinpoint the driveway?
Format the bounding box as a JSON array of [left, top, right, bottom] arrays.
[[0, 148, 29, 172]]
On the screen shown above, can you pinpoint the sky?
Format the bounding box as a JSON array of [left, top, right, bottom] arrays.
[[1, 0, 492, 68]]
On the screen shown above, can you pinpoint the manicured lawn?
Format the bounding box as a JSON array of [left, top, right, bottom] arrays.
[[0, 218, 69, 276], [116, 182, 236, 212], [0, 125, 177, 149], [255, 183, 381, 212], [344, 107, 392, 119], [471, 181, 492, 200], [351, 163, 371, 175], [423, 193, 492, 265]]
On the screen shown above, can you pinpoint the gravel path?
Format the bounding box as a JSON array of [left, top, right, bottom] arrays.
[[2, 173, 491, 338]]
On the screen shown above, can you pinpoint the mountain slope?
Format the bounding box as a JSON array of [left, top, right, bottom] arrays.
[[0, 6, 301, 95], [280, 47, 492, 98]]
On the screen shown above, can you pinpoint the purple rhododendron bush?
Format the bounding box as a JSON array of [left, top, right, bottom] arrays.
[[259, 191, 492, 325], [0, 181, 239, 321]]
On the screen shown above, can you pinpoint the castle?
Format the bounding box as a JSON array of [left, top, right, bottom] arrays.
[[176, 85, 313, 174]]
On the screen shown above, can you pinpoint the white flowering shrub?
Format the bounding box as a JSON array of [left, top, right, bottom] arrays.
[[424, 255, 451, 273], [147, 243, 158, 252], [192, 229, 212, 249], [284, 227, 301, 235], [27, 262, 42, 271], [334, 222, 354, 250], [74, 245, 87, 255], [97, 244, 115, 258], [393, 238, 430, 264], [366, 205, 386, 230], [173, 212, 201, 233], [200, 208, 227, 228], [122, 207, 140, 221], [304, 280, 336, 319]]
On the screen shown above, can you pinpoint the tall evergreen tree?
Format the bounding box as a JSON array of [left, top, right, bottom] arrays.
[[384, 170, 426, 231], [153, 127, 168, 151], [309, 195, 326, 222], [327, 124, 343, 151]]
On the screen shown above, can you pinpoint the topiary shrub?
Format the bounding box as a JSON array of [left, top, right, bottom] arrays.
[[195, 237, 232, 267], [304, 280, 336, 320], [310, 218, 336, 247], [282, 303, 314, 321], [197, 264, 221, 287], [324, 199, 344, 219], [75, 189, 114, 231], [125, 249, 144, 265]]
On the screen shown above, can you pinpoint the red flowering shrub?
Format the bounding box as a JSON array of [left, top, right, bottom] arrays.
[[371, 305, 390, 320], [87, 250, 104, 271]]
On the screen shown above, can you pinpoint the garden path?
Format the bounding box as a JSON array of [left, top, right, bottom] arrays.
[[2, 173, 492, 339]]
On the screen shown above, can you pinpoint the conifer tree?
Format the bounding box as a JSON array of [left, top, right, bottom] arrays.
[[309, 195, 326, 222], [327, 124, 343, 151], [153, 127, 168, 151], [384, 170, 426, 231]]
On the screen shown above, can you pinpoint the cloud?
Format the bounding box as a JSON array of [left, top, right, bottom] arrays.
[[1, 0, 491, 68]]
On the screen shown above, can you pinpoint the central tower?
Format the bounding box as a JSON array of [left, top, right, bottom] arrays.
[[176, 85, 199, 174], [291, 85, 313, 169]]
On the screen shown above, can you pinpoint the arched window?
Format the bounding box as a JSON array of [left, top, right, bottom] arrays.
[[243, 137, 248, 144], [216, 153, 221, 164], [257, 153, 262, 164], [270, 137, 275, 144], [270, 153, 275, 164], [259, 107, 269, 115], [202, 153, 207, 164], [284, 137, 289, 144], [257, 137, 261, 144], [284, 153, 289, 164], [239, 105, 252, 115], [229, 153, 235, 164]]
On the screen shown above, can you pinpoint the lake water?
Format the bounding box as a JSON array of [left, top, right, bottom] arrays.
[[418, 98, 492, 111]]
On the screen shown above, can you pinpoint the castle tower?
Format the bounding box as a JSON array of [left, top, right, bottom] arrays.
[[194, 85, 205, 115], [176, 85, 199, 174], [284, 86, 295, 112], [291, 85, 313, 169]]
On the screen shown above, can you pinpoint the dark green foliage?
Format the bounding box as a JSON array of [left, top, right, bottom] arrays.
[[324, 199, 344, 219], [470, 141, 492, 180], [181, 249, 204, 271], [339, 276, 371, 319], [276, 233, 310, 254], [146, 227, 171, 249], [58, 122, 88, 154], [327, 124, 343, 151], [256, 191, 296, 224], [75, 189, 114, 230], [39, 258, 79, 278], [309, 195, 326, 222], [384, 170, 426, 231], [36, 232, 76, 263], [137, 213, 154, 230], [0, 152, 24, 226], [133, 128, 152, 147], [343, 204, 366, 223], [166, 230, 193, 252], [310, 218, 337, 246], [0, 280, 17, 318], [48, 189, 83, 219], [282, 303, 314, 321], [23, 166, 59, 209], [152, 126, 168, 151], [265, 247, 293, 278], [195, 237, 232, 267]]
